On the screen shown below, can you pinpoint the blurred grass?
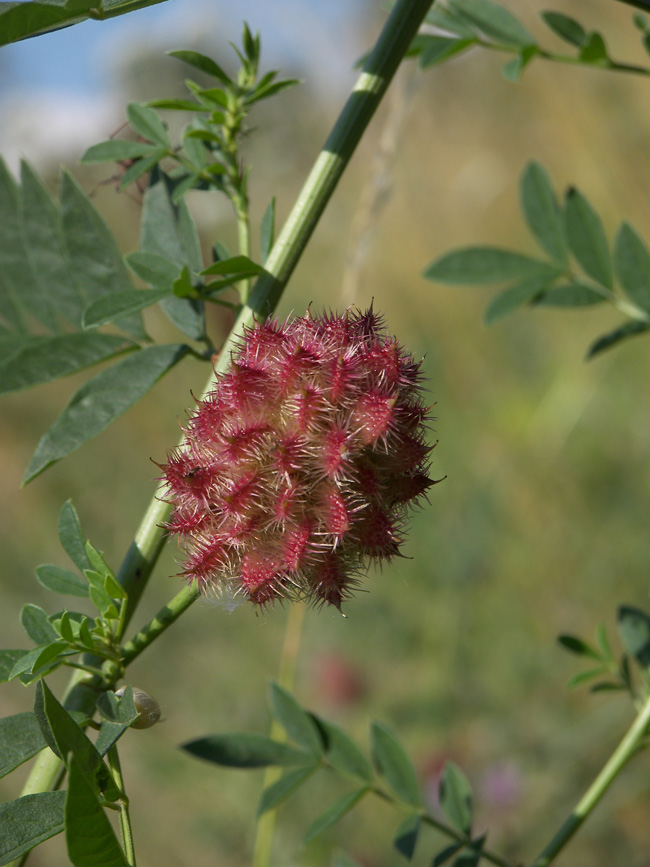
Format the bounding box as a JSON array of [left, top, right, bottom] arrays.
[[2, 1, 650, 865]]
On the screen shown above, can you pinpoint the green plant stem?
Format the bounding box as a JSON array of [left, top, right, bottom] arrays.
[[121, 583, 202, 665], [236, 196, 252, 303], [252, 602, 307, 867], [479, 39, 650, 77], [246, 0, 435, 320], [532, 692, 650, 867], [107, 746, 136, 867], [13, 0, 433, 837]]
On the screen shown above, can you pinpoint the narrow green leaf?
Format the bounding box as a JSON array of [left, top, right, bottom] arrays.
[[257, 764, 318, 815], [579, 32, 609, 65], [8, 642, 69, 683], [200, 255, 264, 277], [303, 788, 368, 845], [316, 717, 373, 782], [125, 251, 182, 288], [567, 667, 608, 689], [66, 757, 129, 867], [83, 288, 171, 329], [118, 150, 166, 189], [60, 170, 146, 339], [126, 102, 170, 148], [425, 4, 478, 36], [424, 247, 560, 285], [245, 78, 301, 106], [168, 49, 232, 85], [438, 762, 472, 835], [590, 680, 625, 693], [182, 732, 315, 768], [260, 197, 276, 265], [540, 11, 587, 47], [501, 44, 538, 81], [78, 618, 95, 651], [24, 343, 189, 483], [19, 160, 82, 327], [454, 833, 486, 866], [614, 222, 650, 314], [557, 635, 600, 659], [564, 187, 613, 288], [0, 157, 51, 331], [95, 688, 139, 756], [417, 36, 476, 68], [20, 605, 59, 646], [172, 265, 198, 298], [533, 282, 606, 307], [0, 333, 135, 396], [56, 611, 75, 643], [0, 0, 169, 47], [596, 624, 614, 661], [176, 194, 204, 273], [370, 722, 422, 808], [182, 126, 207, 170], [0, 650, 29, 684], [432, 842, 464, 866], [394, 813, 421, 860], [81, 139, 161, 165], [586, 321, 650, 359], [58, 500, 91, 573], [484, 277, 550, 325], [87, 579, 114, 618], [269, 683, 324, 754], [448, 0, 535, 46], [0, 792, 65, 864], [146, 98, 202, 111], [520, 161, 568, 264], [34, 680, 114, 797], [0, 712, 46, 779], [140, 171, 205, 339], [617, 606, 650, 668]]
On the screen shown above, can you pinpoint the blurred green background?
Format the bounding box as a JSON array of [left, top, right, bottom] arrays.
[[1, 1, 650, 865]]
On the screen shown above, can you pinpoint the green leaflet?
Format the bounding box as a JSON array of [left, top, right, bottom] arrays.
[[0, 791, 65, 864], [269, 682, 324, 754], [303, 788, 368, 845], [425, 247, 561, 285], [0, 333, 135, 396], [438, 762, 473, 835], [0, 712, 47, 779], [0, 158, 52, 332], [182, 732, 315, 768], [370, 722, 422, 808], [564, 187, 613, 288], [0, 0, 169, 47], [60, 169, 147, 340], [139, 171, 205, 340], [23, 343, 189, 483], [519, 161, 568, 265], [66, 757, 129, 867]]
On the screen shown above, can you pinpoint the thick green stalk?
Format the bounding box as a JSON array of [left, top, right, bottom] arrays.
[[246, 0, 435, 320], [532, 692, 650, 866], [252, 602, 307, 867], [121, 584, 202, 666], [13, 0, 433, 842]]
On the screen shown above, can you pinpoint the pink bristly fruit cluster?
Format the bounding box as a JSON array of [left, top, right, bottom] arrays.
[[161, 308, 437, 610]]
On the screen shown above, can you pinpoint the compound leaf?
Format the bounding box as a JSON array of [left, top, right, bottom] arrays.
[[23, 343, 189, 483]]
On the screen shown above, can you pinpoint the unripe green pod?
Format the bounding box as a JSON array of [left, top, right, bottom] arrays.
[[116, 686, 162, 730]]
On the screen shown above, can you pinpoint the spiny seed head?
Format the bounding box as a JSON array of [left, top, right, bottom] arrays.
[[160, 307, 439, 611]]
